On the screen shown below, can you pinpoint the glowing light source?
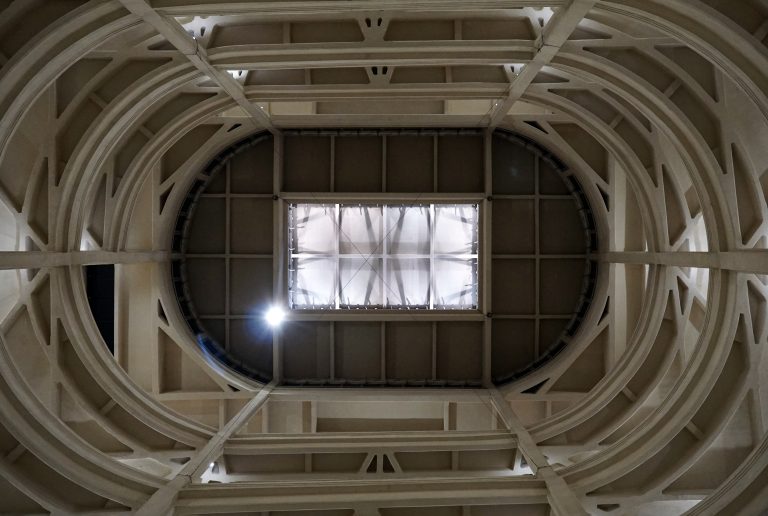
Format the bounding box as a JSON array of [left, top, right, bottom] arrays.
[[265, 306, 285, 327], [288, 203, 479, 309]]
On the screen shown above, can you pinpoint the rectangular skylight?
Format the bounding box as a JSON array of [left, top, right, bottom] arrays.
[[288, 203, 479, 310]]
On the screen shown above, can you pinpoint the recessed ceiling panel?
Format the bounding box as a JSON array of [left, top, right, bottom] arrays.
[[288, 203, 479, 310]]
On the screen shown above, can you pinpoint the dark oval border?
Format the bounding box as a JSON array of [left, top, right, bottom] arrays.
[[170, 128, 599, 387]]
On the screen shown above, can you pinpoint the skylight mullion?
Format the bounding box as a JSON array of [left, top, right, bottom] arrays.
[[429, 203, 435, 309], [335, 203, 340, 309], [382, 204, 388, 308]]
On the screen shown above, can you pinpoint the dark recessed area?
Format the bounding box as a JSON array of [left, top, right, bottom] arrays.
[[172, 129, 598, 386]]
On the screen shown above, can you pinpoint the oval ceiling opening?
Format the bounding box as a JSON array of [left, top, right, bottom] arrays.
[[173, 129, 598, 386]]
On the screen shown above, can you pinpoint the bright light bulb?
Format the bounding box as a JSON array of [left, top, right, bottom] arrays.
[[265, 306, 285, 327]]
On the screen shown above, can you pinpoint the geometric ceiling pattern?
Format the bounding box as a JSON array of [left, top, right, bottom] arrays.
[[175, 130, 595, 388], [0, 1, 766, 515]]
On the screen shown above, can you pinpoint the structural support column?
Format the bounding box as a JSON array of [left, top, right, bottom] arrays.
[[135, 383, 275, 515], [489, 388, 587, 516]]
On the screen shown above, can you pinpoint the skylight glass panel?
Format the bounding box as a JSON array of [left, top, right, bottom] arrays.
[[288, 203, 479, 310]]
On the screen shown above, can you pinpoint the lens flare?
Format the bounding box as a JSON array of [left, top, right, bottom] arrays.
[[265, 306, 285, 327]]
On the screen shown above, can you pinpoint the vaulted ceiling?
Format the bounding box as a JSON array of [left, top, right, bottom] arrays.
[[0, 1, 767, 515]]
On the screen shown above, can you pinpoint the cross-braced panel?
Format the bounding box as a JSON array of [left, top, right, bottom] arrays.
[[288, 203, 479, 310]]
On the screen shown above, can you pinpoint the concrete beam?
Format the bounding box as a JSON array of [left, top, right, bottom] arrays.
[[206, 40, 536, 70], [225, 431, 516, 455], [0, 251, 169, 270], [154, 0, 568, 16], [598, 251, 768, 275], [175, 477, 548, 514], [270, 387, 491, 402]]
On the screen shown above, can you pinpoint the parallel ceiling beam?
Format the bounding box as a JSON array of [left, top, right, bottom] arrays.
[[175, 477, 548, 513], [269, 114, 506, 128], [207, 41, 535, 69], [270, 387, 490, 402], [118, 0, 277, 134], [255, 114, 571, 129], [486, 0, 597, 127], [242, 84, 508, 102], [225, 431, 516, 455], [152, 1, 568, 16]]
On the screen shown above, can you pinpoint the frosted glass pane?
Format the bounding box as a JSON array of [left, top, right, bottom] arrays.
[[434, 204, 478, 254], [290, 256, 336, 308], [386, 206, 430, 255], [292, 204, 336, 254], [340, 205, 383, 254], [339, 257, 383, 306], [288, 203, 478, 309], [433, 257, 477, 308], [385, 258, 430, 306]]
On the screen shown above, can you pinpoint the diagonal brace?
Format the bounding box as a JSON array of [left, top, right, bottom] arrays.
[[489, 388, 588, 516], [487, 0, 598, 127], [135, 382, 275, 515], [118, 0, 277, 134]]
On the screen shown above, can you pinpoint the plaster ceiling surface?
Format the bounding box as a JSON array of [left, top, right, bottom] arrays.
[[0, 1, 767, 515]]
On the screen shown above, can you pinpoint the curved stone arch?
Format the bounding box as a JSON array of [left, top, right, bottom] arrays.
[[483, 67, 758, 506], [0, 309, 162, 512], [56, 263, 214, 443], [54, 63, 203, 250], [594, 0, 768, 120], [50, 89, 285, 426], [503, 89, 678, 377], [108, 95, 241, 249], [29, 61, 245, 443], [508, 49, 748, 500], [550, 54, 735, 250], [521, 89, 668, 249], [0, 5, 139, 162], [111, 97, 248, 249], [490, 118, 638, 398], [564, 268, 738, 490]]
